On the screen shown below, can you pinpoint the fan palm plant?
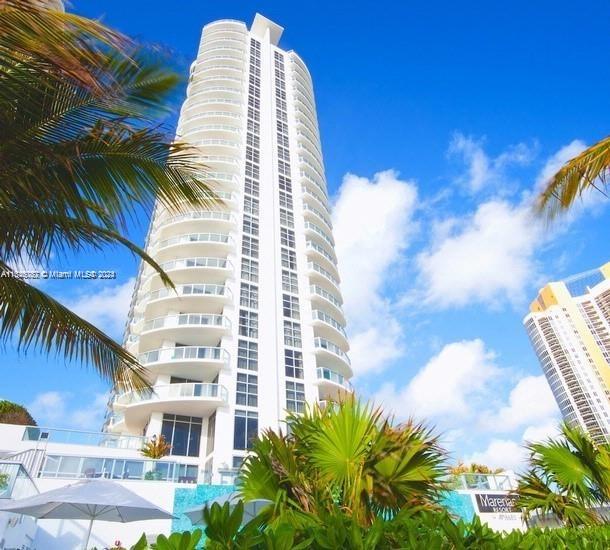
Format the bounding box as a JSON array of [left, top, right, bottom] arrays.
[[537, 136, 610, 218], [514, 422, 610, 526], [0, 1, 217, 391], [238, 397, 448, 529]]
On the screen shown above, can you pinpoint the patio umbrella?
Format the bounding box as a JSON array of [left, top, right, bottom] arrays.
[[184, 491, 270, 525], [0, 478, 174, 549]]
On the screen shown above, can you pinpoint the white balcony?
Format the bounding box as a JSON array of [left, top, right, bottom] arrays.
[[306, 241, 337, 275], [154, 233, 233, 261], [308, 262, 341, 294], [149, 257, 232, 285], [304, 222, 334, 248], [138, 313, 231, 349], [302, 203, 332, 231], [137, 284, 231, 317], [181, 124, 242, 143], [316, 367, 352, 400], [114, 383, 228, 432], [314, 337, 352, 377], [301, 186, 331, 216], [309, 285, 345, 324], [154, 211, 236, 239], [312, 310, 349, 347], [179, 111, 242, 134], [138, 346, 229, 378]]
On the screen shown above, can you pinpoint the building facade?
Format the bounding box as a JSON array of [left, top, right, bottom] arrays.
[[103, 15, 352, 484], [524, 263, 610, 442]]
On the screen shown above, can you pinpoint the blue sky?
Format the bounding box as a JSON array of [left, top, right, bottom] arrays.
[[3, 0, 610, 469]]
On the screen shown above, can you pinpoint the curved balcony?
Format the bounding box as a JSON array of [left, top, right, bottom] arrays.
[[295, 114, 318, 139], [183, 98, 242, 116], [304, 222, 334, 248], [105, 412, 126, 434], [202, 20, 247, 35], [301, 186, 331, 217], [316, 367, 352, 400], [298, 145, 324, 175], [137, 313, 231, 349], [296, 129, 322, 156], [290, 54, 313, 86], [309, 285, 345, 324], [154, 211, 236, 238], [185, 139, 240, 154], [197, 45, 244, 58], [300, 157, 325, 185], [138, 284, 231, 317], [179, 112, 241, 134], [308, 263, 340, 294], [154, 233, 233, 261], [139, 346, 229, 378], [196, 55, 244, 68], [312, 310, 348, 348], [115, 383, 228, 433], [182, 125, 242, 144], [158, 192, 236, 218], [199, 37, 246, 49], [306, 241, 337, 275], [302, 203, 332, 231], [143, 257, 232, 287], [300, 171, 327, 198], [314, 337, 352, 377]]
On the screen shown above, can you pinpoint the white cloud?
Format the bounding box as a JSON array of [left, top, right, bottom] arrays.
[[467, 439, 528, 472], [62, 277, 135, 337], [28, 391, 108, 430], [534, 140, 587, 193], [522, 421, 560, 443], [416, 199, 543, 308], [373, 339, 499, 419], [448, 133, 534, 193], [333, 170, 418, 376], [481, 375, 559, 433]]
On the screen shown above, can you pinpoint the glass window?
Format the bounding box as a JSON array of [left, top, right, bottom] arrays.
[[285, 349, 304, 379], [282, 294, 300, 319], [240, 283, 258, 309], [280, 228, 295, 248], [286, 381, 306, 413], [242, 235, 259, 258], [284, 320, 302, 348], [241, 258, 259, 283], [161, 414, 202, 457], [281, 248, 297, 270], [243, 214, 259, 236], [237, 340, 258, 370], [206, 413, 216, 456], [282, 270, 298, 294], [239, 310, 258, 338], [280, 208, 294, 228], [233, 410, 258, 450], [236, 372, 258, 407], [244, 196, 259, 216]]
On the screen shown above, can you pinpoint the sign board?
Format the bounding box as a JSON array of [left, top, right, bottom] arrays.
[[475, 493, 518, 514]]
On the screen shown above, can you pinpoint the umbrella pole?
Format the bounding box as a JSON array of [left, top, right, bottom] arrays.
[[83, 518, 94, 550]]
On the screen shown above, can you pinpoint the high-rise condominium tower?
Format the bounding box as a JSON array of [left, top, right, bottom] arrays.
[[524, 263, 610, 442], [105, 15, 351, 484]]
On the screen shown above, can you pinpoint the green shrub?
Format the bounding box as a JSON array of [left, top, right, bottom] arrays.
[[0, 400, 36, 426]]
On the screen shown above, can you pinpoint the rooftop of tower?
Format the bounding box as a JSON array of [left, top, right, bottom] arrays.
[[251, 13, 284, 45]]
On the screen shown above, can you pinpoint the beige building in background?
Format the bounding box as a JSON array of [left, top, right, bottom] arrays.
[[524, 263, 610, 442]]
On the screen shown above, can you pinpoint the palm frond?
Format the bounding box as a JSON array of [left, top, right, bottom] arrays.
[[537, 135, 610, 219], [0, 261, 148, 392]]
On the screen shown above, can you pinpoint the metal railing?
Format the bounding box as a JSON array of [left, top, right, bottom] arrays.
[[141, 284, 230, 304], [316, 367, 351, 389], [114, 383, 228, 407], [314, 337, 351, 365], [312, 310, 347, 337], [139, 346, 228, 365], [142, 313, 230, 333], [21, 426, 145, 450]]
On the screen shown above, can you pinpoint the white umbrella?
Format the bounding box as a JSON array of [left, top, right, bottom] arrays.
[[184, 491, 270, 525], [0, 478, 174, 549]]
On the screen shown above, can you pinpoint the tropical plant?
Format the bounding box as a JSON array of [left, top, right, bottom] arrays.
[[0, 400, 36, 425], [537, 135, 610, 218], [132, 530, 202, 550], [140, 434, 171, 459], [0, 472, 9, 491], [0, 0, 216, 392], [514, 422, 610, 526], [238, 397, 448, 529], [449, 461, 504, 475]]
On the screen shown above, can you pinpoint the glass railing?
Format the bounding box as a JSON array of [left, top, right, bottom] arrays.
[[142, 284, 230, 303], [0, 462, 38, 500], [314, 337, 351, 365], [302, 204, 332, 229], [301, 186, 331, 214], [300, 171, 327, 197], [197, 45, 244, 55], [198, 155, 239, 164], [296, 130, 322, 157], [183, 124, 241, 136], [39, 454, 199, 483], [308, 262, 339, 287], [157, 211, 234, 230], [316, 367, 351, 389], [21, 426, 145, 450], [197, 55, 243, 64], [160, 257, 230, 271], [306, 241, 336, 265], [139, 346, 228, 365], [115, 383, 228, 407], [304, 222, 333, 247], [142, 314, 230, 332], [312, 310, 347, 337], [157, 233, 232, 250], [310, 285, 343, 309], [185, 97, 241, 109], [449, 473, 515, 491]]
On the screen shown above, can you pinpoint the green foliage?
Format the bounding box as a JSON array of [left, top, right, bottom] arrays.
[[0, 400, 36, 425], [0, 472, 9, 490], [0, 0, 217, 392], [140, 435, 171, 459], [239, 397, 448, 528], [514, 422, 610, 526], [131, 530, 202, 550]]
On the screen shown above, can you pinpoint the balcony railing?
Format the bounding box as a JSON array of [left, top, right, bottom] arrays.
[[21, 426, 145, 450], [159, 257, 231, 271], [314, 337, 351, 365], [302, 203, 332, 230], [306, 240, 336, 265], [142, 313, 230, 333], [156, 212, 234, 230], [308, 262, 339, 287], [304, 222, 333, 247], [0, 462, 38, 500], [310, 285, 343, 309], [139, 346, 228, 365], [316, 367, 351, 389], [141, 284, 230, 304], [114, 383, 228, 407], [312, 310, 347, 337], [156, 233, 232, 250], [39, 454, 199, 484]]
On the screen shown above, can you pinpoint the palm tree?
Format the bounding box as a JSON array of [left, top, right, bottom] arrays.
[[238, 397, 448, 528], [1, 1, 217, 391], [514, 422, 610, 526], [537, 137, 610, 218]]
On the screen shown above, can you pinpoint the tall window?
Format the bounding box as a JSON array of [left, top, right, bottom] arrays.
[[286, 382, 305, 413], [233, 410, 258, 450], [241, 258, 258, 283], [282, 294, 300, 319], [285, 349, 303, 379], [236, 372, 258, 407], [242, 235, 259, 258], [281, 248, 296, 270], [280, 228, 295, 248], [161, 414, 202, 457], [240, 283, 258, 309], [237, 340, 258, 371], [283, 320, 302, 348], [282, 270, 298, 294], [239, 310, 258, 338]]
